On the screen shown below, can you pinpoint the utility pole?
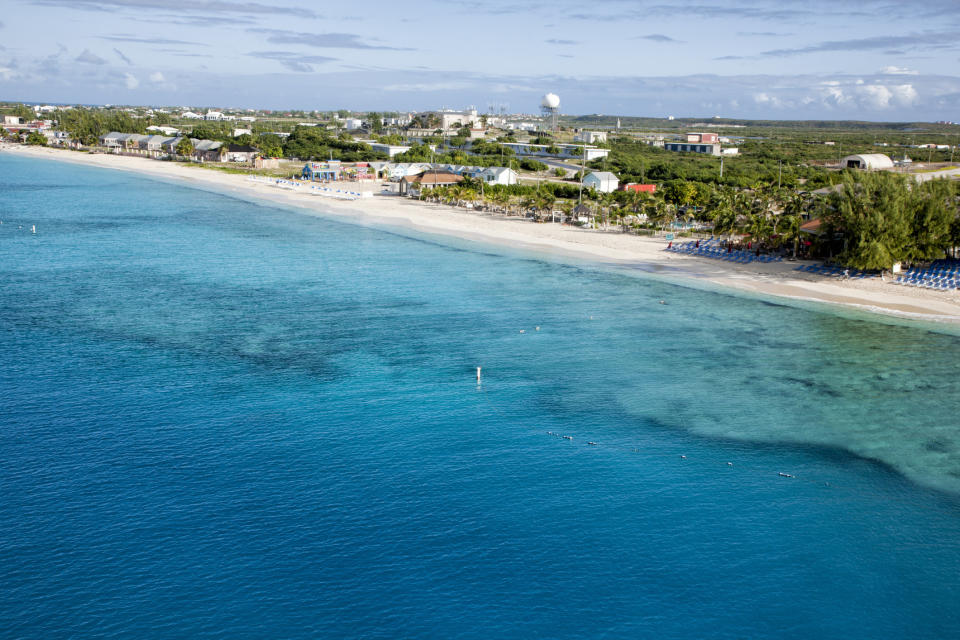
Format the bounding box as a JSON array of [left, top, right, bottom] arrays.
[[578, 144, 585, 205], [719, 155, 724, 180], [778, 159, 782, 189]]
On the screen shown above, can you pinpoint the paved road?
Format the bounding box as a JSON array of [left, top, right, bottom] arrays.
[[912, 167, 960, 182]]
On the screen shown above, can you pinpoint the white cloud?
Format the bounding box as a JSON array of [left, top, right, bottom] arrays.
[[855, 83, 918, 109], [753, 92, 789, 108], [880, 66, 919, 75], [124, 72, 139, 89], [149, 71, 165, 82], [858, 84, 893, 108], [890, 83, 919, 104]]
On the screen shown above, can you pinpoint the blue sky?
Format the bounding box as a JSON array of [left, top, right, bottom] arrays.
[[2, 0, 960, 120]]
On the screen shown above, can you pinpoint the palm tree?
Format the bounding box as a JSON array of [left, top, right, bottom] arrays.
[[520, 196, 537, 220], [489, 190, 511, 215]]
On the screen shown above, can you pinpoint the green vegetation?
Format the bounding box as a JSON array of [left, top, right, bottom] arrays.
[[176, 137, 194, 157], [281, 126, 386, 162], [54, 107, 149, 145], [25, 131, 47, 146], [821, 173, 960, 269]]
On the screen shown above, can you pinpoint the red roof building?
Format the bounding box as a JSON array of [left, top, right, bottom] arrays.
[[620, 183, 657, 193]]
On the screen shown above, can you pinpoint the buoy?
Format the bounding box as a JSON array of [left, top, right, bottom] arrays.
[[659, 300, 666, 305], [31, 225, 36, 234], [476, 366, 481, 383], [519, 329, 525, 334], [535, 326, 540, 331]]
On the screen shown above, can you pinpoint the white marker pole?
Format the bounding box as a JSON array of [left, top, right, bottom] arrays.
[[476, 367, 482, 384]]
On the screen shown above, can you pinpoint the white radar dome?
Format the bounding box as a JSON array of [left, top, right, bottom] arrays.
[[541, 93, 560, 109]]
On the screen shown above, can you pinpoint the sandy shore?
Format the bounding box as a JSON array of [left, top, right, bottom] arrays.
[[6, 143, 960, 326]]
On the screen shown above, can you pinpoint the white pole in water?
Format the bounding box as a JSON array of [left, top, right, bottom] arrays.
[[476, 367, 482, 384], [31, 225, 36, 234]]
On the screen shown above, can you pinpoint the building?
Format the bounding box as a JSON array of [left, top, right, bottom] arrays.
[[434, 109, 480, 131], [232, 128, 252, 137], [205, 111, 224, 121], [839, 154, 894, 170], [399, 171, 464, 196], [139, 134, 175, 155], [686, 132, 719, 143], [583, 171, 619, 193], [620, 183, 656, 193], [193, 139, 223, 161], [302, 162, 342, 181], [664, 141, 721, 156], [146, 125, 179, 136], [181, 111, 204, 119], [369, 143, 411, 158], [721, 147, 739, 156], [373, 162, 432, 180], [162, 137, 185, 154], [575, 131, 607, 144], [477, 167, 519, 186], [499, 142, 610, 161], [224, 144, 258, 163], [2, 115, 22, 126], [344, 118, 364, 130]]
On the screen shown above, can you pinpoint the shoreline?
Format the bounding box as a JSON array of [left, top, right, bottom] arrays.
[[6, 143, 960, 326]]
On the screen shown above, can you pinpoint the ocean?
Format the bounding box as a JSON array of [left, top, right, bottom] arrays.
[[2, 154, 959, 639]]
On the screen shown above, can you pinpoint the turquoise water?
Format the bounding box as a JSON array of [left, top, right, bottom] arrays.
[[1, 154, 959, 638]]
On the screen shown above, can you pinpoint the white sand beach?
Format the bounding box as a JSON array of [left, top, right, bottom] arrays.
[[6, 143, 960, 325]]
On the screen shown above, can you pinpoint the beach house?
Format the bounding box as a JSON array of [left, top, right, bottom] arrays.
[[192, 139, 223, 162], [302, 162, 342, 181], [399, 171, 464, 196], [223, 144, 258, 163], [478, 166, 519, 186], [583, 171, 619, 193]]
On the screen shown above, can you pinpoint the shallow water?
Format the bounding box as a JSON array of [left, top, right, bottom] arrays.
[[1, 155, 959, 639]]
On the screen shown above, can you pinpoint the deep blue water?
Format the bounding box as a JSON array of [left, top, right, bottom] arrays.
[[1, 154, 959, 639]]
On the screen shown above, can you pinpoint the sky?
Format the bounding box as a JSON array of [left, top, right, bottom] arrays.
[[2, 0, 960, 121]]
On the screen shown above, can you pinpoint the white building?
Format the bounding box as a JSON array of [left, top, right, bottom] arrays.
[[369, 143, 411, 158], [721, 147, 739, 156], [146, 125, 180, 136], [499, 142, 610, 162], [583, 171, 619, 193], [435, 109, 480, 131], [478, 166, 519, 186], [239, 116, 257, 122], [181, 111, 204, 119], [205, 110, 224, 121], [575, 131, 607, 144], [344, 118, 364, 130], [233, 128, 253, 137], [839, 154, 894, 170]]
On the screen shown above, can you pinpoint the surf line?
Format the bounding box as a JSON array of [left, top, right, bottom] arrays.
[[473, 368, 833, 490]]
